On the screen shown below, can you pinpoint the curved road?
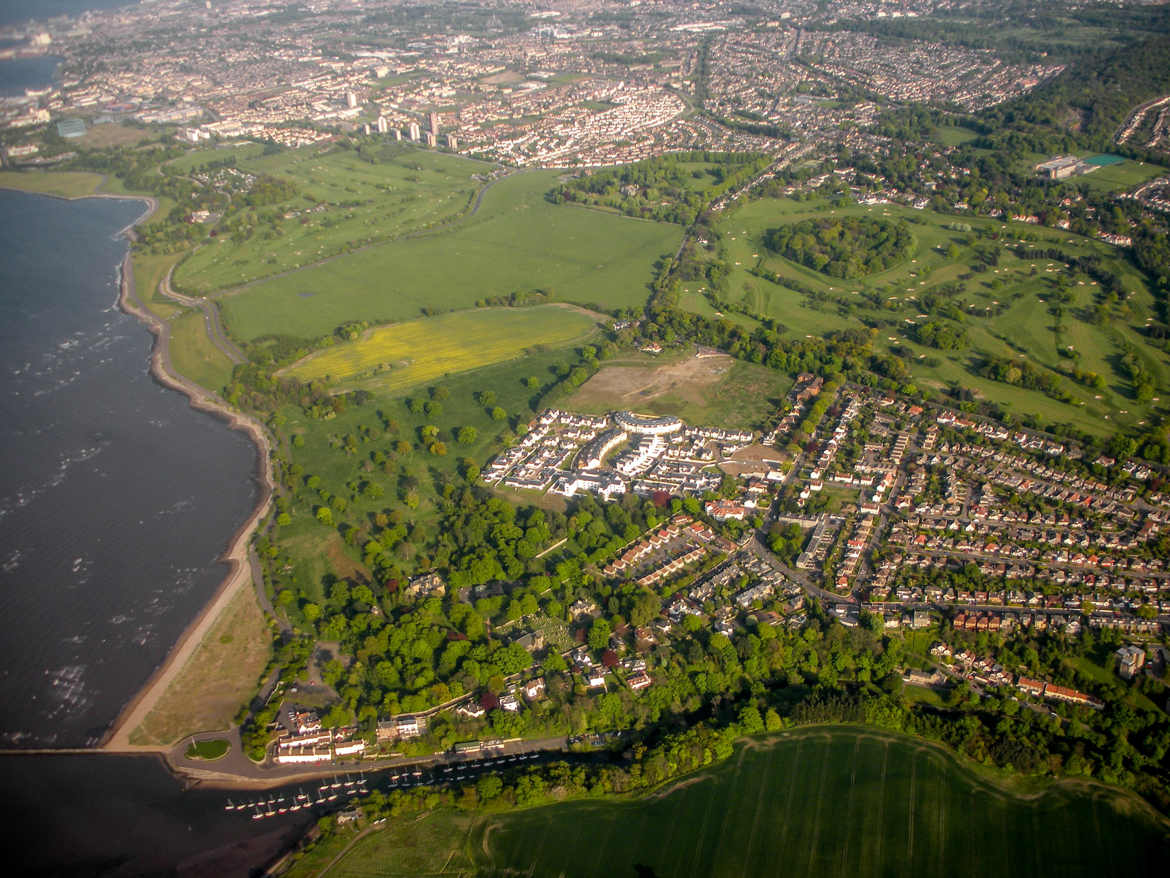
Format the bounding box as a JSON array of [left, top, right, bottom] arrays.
[[159, 265, 246, 365]]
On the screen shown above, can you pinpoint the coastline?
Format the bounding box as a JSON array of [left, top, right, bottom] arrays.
[[0, 183, 278, 760], [101, 206, 275, 752]]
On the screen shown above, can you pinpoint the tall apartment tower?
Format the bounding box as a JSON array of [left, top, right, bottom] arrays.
[[444, 133, 458, 150], [407, 121, 421, 142], [428, 111, 440, 136], [376, 115, 388, 134], [345, 90, 358, 109]]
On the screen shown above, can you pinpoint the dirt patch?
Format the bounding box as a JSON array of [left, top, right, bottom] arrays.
[[568, 351, 734, 412], [325, 533, 371, 582], [720, 443, 790, 476]]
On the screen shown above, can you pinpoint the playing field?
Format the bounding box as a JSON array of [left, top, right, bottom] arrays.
[[282, 305, 599, 392], [472, 728, 1169, 877], [218, 171, 681, 341]]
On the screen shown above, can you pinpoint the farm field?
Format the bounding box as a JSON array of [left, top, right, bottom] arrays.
[[217, 171, 682, 341], [566, 348, 792, 430], [475, 728, 1170, 877], [172, 144, 481, 294], [691, 194, 1170, 436], [301, 727, 1170, 877], [282, 305, 599, 392]]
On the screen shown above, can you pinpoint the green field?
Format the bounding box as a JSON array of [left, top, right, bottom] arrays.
[[283, 305, 599, 392], [298, 728, 1170, 877], [0, 170, 105, 199], [479, 729, 1168, 877], [217, 171, 682, 341], [1071, 158, 1167, 193], [168, 309, 236, 393], [185, 738, 229, 760], [172, 145, 481, 294], [693, 194, 1170, 436]]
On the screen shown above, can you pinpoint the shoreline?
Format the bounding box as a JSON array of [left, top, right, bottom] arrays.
[[0, 181, 277, 758], [102, 209, 276, 752]]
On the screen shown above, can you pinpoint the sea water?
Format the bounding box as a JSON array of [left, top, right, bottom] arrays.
[[0, 190, 258, 747]]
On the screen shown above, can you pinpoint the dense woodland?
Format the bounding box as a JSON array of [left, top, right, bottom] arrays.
[[548, 152, 769, 225], [763, 216, 912, 278]]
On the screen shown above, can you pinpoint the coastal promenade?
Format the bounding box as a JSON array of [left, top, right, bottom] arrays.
[[166, 733, 570, 790]]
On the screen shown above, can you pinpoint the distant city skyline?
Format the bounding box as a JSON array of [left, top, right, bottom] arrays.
[[0, 0, 134, 29]]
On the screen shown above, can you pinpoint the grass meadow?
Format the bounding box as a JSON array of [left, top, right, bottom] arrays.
[[283, 305, 599, 392], [168, 309, 236, 393], [686, 194, 1170, 436], [218, 171, 681, 341], [129, 586, 270, 746], [0, 170, 105, 199], [294, 727, 1170, 877]]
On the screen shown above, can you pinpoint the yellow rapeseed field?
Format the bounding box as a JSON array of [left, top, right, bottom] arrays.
[[285, 306, 597, 392]]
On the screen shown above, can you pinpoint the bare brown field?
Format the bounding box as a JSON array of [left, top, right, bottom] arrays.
[[77, 124, 159, 149], [719, 444, 790, 476], [567, 351, 791, 430]]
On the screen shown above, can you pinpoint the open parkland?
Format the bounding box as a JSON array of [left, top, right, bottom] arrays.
[[682, 189, 1167, 439]]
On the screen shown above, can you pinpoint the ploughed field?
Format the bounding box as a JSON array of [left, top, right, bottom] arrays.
[[304, 728, 1169, 877], [281, 305, 598, 392]]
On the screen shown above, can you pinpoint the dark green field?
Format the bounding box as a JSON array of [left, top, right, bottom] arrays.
[[303, 728, 1169, 877], [475, 730, 1168, 877]]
